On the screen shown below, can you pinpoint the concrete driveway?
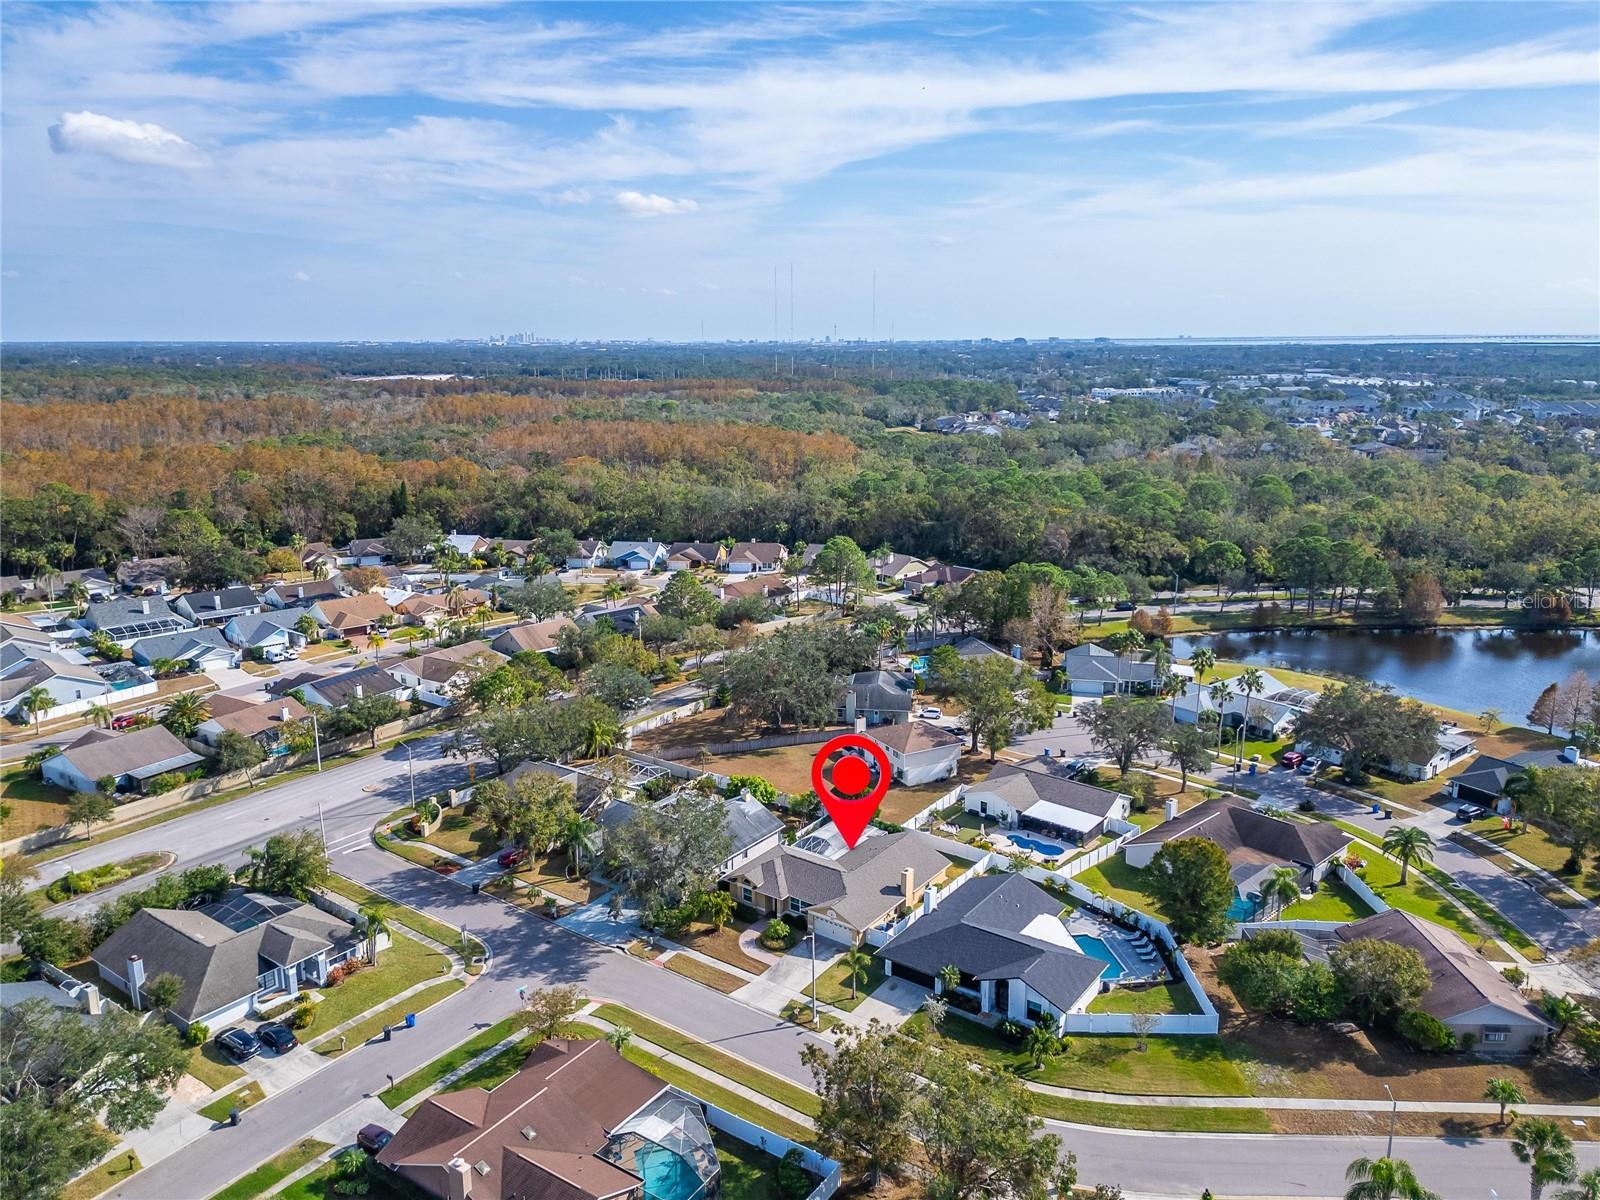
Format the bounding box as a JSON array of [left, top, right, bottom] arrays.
[[732, 939, 844, 1014], [849, 976, 928, 1028]]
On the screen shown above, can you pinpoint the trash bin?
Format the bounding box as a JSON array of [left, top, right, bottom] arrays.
[[404, 1013, 416, 1029], [382, 1024, 392, 1042], [472, 882, 481, 894], [1370, 803, 1382, 815], [229, 1107, 241, 1127], [1248, 763, 1257, 776]]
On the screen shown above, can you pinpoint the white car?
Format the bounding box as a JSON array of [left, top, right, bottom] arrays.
[[920, 706, 943, 720], [263, 645, 299, 663]]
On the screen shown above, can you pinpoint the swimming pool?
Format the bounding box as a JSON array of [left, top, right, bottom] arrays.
[[1006, 832, 1065, 857], [1073, 934, 1127, 980]]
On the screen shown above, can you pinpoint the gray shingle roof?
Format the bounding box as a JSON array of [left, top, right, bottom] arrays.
[[1128, 796, 1348, 869], [847, 670, 915, 713], [968, 759, 1126, 820], [56, 725, 203, 781], [739, 830, 952, 930], [129, 626, 233, 664]]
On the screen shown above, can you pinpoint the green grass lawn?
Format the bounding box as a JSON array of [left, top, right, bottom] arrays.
[[1072, 853, 1168, 921], [593, 1004, 822, 1117], [1466, 817, 1600, 900], [198, 1080, 265, 1123], [423, 810, 500, 859], [302, 932, 450, 1042], [1280, 876, 1373, 922], [804, 953, 886, 1011], [663, 954, 747, 993], [902, 1010, 1252, 1097], [713, 1136, 786, 1200], [316, 979, 464, 1057], [380, 1016, 519, 1107], [1086, 982, 1203, 1016], [617, 1042, 815, 1145], [1028, 1093, 1272, 1133], [780, 1000, 842, 1032], [186, 1042, 246, 1091], [206, 1139, 332, 1200], [324, 874, 488, 973], [61, 1152, 142, 1200]]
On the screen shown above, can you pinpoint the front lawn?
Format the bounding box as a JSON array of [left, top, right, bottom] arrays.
[[424, 811, 501, 859], [316, 979, 464, 1056], [1086, 982, 1203, 1015], [206, 1139, 332, 1200], [508, 853, 608, 904], [186, 1042, 246, 1091], [673, 920, 767, 974], [198, 1080, 265, 1123], [302, 932, 451, 1041], [902, 1010, 1252, 1096], [664, 954, 747, 993], [804, 953, 886, 1011], [1072, 853, 1168, 921], [1466, 817, 1600, 901], [1350, 849, 1483, 943], [380, 1016, 520, 1107], [1028, 1093, 1272, 1133], [61, 1152, 142, 1200], [1280, 876, 1373, 922]]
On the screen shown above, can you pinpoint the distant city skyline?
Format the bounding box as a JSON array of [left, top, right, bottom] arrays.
[[2, 1, 1597, 342]]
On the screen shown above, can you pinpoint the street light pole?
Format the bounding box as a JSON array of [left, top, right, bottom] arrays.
[[317, 800, 327, 849], [405, 743, 417, 812], [808, 931, 818, 1025], [311, 710, 323, 773], [1383, 1084, 1396, 1160]]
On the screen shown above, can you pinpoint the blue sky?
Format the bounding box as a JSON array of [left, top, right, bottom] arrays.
[[2, 1, 1596, 341]]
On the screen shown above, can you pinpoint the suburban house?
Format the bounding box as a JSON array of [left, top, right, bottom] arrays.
[[946, 635, 1019, 664], [1296, 726, 1477, 781], [1124, 796, 1349, 920], [724, 542, 786, 574], [729, 828, 954, 945], [297, 542, 340, 571], [664, 541, 727, 571], [1171, 671, 1315, 738], [565, 539, 609, 570], [91, 890, 369, 1033], [837, 670, 915, 727], [1304, 911, 1554, 1052], [443, 531, 490, 558], [172, 586, 262, 627], [490, 616, 577, 658], [261, 579, 343, 610], [879, 873, 1107, 1033], [341, 537, 392, 566], [600, 787, 785, 877], [377, 1038, 721, 1200], [78, 595, 193, 648], [1447, 746, 1593, 810], [1060, 643, 1165, 696], [576, 600, 657, 637], [117, 557, 183, 595], [0, 568, 117, 604], [129, 627, 241, 672], [865, 721, 963, 785], [963, 759, 1131, 845], [223, 608, 312, 656], [873, 553, 932, 584], [905, 564, 979, 595], [194, 693, 309, 753], [267, 665, 407, 710], [306, 593, 396, 639], [714, 576, 784, 604], [394, 592, 456, 628], [42, 724, 206, 795], [389, 641, 507, 701], [0, 645, 125, 721], [607, 541, 669, 572]]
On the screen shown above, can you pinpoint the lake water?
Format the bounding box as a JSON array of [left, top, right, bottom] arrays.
[[1170, 628, 1600, 728]]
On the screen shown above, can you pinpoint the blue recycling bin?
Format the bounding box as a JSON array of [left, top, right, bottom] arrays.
[[404, 1013, 416, 1029], [1248, 763, 1257, 776]]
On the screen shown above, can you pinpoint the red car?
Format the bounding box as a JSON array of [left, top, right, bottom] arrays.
[[498, 848, 529, 869], [110, 712, 147, 731], [1281, 750, 1305, 769]]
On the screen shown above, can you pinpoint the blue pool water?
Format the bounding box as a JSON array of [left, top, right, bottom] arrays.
[[1226, 896, 1260, 922], [908, 655, 930, 673], [1006, 833, 1065, 857], [635, 1146, 704, 1200], [1075, 934, 1126, 979], [1074, 935, 1127, 980]]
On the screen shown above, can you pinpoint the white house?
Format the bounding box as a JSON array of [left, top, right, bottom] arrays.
[[963, 759, 1130, 845], [565, 540, 609, 570], [43, 725, 205, 795], [223, 609, 312, 656], [387, 641, 506, 702], [1296, 727, 1477, 781], [0, 645, 126, 722], [724, 542, 786, 574], [865, 721, 962, 785]]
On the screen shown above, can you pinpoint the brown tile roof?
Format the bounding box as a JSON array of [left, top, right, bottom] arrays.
[[206, 693, 308, 737], [315, 593, 395, 630], [492, 617, 577, 655]]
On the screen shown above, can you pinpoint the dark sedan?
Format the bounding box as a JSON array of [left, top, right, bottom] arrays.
[[215, 1027, 261, 1062], [257, 1022, 298, 1053], [357, 1125, 393, 1154]]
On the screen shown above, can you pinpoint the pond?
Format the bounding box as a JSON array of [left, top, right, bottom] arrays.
[[1170, 628, 1600, 730]]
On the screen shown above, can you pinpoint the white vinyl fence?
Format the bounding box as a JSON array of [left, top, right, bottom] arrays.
[[1335, 861, 1390, 913], [702, 1103, 840, 1200], [899, 783, 966, 831]]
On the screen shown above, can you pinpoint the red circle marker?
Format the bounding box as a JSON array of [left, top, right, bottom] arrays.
[[810, 734, 892, 849]]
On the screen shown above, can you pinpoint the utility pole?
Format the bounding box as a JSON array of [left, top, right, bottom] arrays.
[[311, 710, 322, 773]]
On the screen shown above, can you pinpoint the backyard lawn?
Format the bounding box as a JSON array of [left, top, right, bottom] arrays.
[[1280, 876, 1373, 922], [1086, 982, 1203, 1015], [713, 1136, 785, 1200], [0, 763, 69, 841], [1072, 853, 1168, 921], [804, 953, 886, 1011], [302, 931, 450, 1041]]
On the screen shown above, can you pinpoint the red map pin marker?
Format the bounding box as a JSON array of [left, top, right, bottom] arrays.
[[811, 733, 892, 850]]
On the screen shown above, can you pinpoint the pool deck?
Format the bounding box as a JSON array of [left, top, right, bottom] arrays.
[[1064, 911, 1169, 984]]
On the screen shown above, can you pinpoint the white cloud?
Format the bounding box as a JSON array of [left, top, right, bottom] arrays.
[[290, 270, 311, 282], [616, 190, 699, 217], [47, 110, 203, 168], [931, 234, 956, 246]]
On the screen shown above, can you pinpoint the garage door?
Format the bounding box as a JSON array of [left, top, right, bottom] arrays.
[[810, 915, 856, 948]]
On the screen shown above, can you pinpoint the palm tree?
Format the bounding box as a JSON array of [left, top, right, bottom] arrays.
[[606, 1024, 633, 1052], [63, 580, 90, 613], [360, 904, 388, 964], [937, 963, 962, 996], [1261, 866, 1302, 918], [1486, 1077, 1526, 1127], [1555, 1168, 1600, 1200], [22, 686, 53, 732], [582, 715, 621, 759], [1504, 771, 1537, 831], [1235, 668, 1265, 744], [1207, 679, 1235, 754], [161, 692, 211, 737], [294, 613, 321, 644], [1511, 1117, 1577, 1200], [1190, 646, 1216, 686], [558, 812, 599, 878], [149, 656, 185, 679], [1023, 1022, 1060, 1069], [1343, 1155, 1440, 1200], [85, 702, 114, 730], [1382, 825, 1435, 886], [602, 580, 625, 603], [1541, 994, 1585, 1041], [842, 948, 873, 1001]]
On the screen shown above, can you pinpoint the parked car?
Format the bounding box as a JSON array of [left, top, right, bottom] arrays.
[[357, 1125, 393, 1154], [920, 706, 943, 720], [110, 711, 147, 730], [1281, 750, 1305, 769], [216, 1028, 261, 1062], [497, 847, 529, 868], [263, 645, 298, 663], [1297, 757, 1323, 776], [257, 1022, 298, 1053], [1455, 803, 1488, 822]]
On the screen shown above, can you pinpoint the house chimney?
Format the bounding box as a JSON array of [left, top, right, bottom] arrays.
[[354, 684, 364, 699], [140, 599, 150, 615], [900, 867, 915, 900], [80, 983, 103, 1016], [922, 884, 938, 914], [280, 705, 291, 722], [296, 585, 305, 599], [125, 955, 146, 1010], [445, 1158, 472, 1200], [1164, 797, 1178, 822], [854, 715, 867, 734], [213, 594, 222, 610]]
